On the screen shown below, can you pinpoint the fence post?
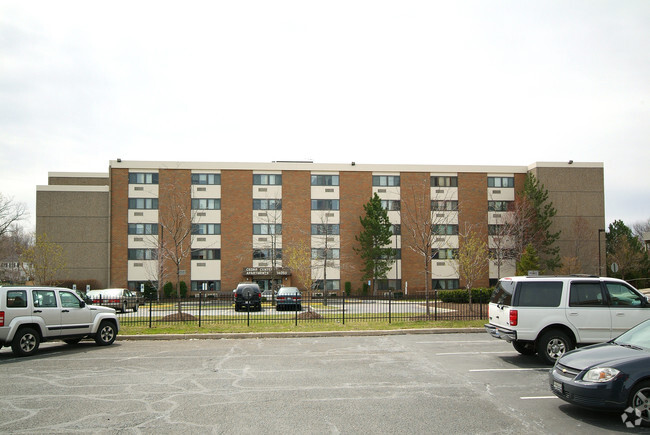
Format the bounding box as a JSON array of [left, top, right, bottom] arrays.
[[198, 292, 202, 328], [388, 290, 392, 324], [148, 298, 152, 328], [342, 295, 345, 325]]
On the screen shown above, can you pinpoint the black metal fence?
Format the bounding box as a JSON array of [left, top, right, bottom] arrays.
[[115, 293, 488, 328]]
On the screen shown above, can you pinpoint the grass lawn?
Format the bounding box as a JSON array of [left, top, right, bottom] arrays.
[[120, 318, 486, 335]]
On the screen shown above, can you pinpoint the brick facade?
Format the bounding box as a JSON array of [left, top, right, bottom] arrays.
[[221, 170, 253, 291], [340, 172, 372, 292], [110, 168, 128, 287]]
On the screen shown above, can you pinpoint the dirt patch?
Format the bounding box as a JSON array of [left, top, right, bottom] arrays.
[[158, 312, 198, 322], [297, 310, 323, 320]]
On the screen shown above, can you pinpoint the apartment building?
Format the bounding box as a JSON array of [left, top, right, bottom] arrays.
[[35, 160, 605, 294]]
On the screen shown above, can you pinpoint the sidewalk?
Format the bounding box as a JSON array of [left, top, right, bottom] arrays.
[[117, 327, 486, 341]]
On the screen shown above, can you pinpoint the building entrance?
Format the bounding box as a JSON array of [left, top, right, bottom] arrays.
[[254, 279, 282, 292]]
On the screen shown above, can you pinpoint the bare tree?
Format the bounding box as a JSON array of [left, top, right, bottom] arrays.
[[20, 233, 66, 285], [253, 196, 283, 302], [501, 196, 547, 272], [452, 223, 489, 312], [400, 186, 455, 316], [0, 194, 27, 238], [312, 212, 341, 306], [0, 226, 32, 283], [283, 239, 314, 310]]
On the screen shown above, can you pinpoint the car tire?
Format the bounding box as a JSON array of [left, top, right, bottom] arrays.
[[512, 341, 536, 356], [538, 330, 572, 364], [64, 338, 82, 345], [133, 303, 138, 313], [121, 302, 127, 313], [95, 320, 117, 346], [628, 380, 650, 427], [11, 327, 40, 357], [297, 304, 302, 311]]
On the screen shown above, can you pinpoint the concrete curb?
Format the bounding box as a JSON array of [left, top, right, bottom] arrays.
[[117, 327, 486, 341]]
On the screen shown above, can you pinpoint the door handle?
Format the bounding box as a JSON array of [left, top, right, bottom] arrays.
[[616, 312, 625, 317], [568, 312, 578, 316], [33, 310, 42, 313], [62, 310, 69, 313]]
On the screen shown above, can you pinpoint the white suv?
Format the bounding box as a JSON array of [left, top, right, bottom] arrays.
[[485, 276, 650, 364], [0, 286, 120, 357]]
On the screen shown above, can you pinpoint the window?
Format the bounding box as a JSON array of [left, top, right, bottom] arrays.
[[391, 224, 401, 235], [191, 198, 221, 210], [253, 199, 282, 210], [253, 224, 282, 235], [372, 175, 400, 187], [6, 290, 27, 308], [253, 248, 282, 260], [377, 279, 402, 291], [432, 224, 458, 235], [311, 199, 339, 210], [253, 174, 282, 185], [432, 249, 457, 259], [569, 282, 605, 307], [432, 279, 459, 290], [311, 248, 340, 260], [128, 249, 157, 260], [33, 290, 57, 308], [311, 224, 340, 235], [488, 201, 512, 212], [488, 177, 515, 188], [191, 249, 221, 260], [191, 281, 221, 292], [312, 280, 341, 291], [431, 200, 458, 211], [128, 223, 158, 235], [192, 224, 221, 235], [191, 173, 221, 185], [515, 282, 563, 307], [311, 175, 339, 186], [606, 282, 643, 307], [488, 225, 504, 236], [128, 198, 158, 209], [60, 291, 82, 308], [377, 249, 400, 260], [129, 173, 158, 184], [431, 176, 457, 187], [380, 200, 400, 211]]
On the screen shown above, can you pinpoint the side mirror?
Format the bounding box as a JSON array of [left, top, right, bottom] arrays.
[[80, 301, 86, 308]]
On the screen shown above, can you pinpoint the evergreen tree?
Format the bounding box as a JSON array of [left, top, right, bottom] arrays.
[[523, 173, 561, 271], [354, 193, 395, 295], [516, 243, 542, 275]]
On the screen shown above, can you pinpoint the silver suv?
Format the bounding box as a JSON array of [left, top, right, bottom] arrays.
[[485, 276, 650, 364], [0, 286, 120, 357]]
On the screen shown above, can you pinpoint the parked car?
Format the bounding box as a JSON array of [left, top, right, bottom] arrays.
[[485, 275, 650, 364], [86, 288, 140, 313], [276, 287, 302, 311], [0, 286, 119, 357], [233, 283, 262, 311], [549, 318, 650, 426]]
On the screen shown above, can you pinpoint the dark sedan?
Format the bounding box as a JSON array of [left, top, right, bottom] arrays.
[[276, 287, 302, 311], [549, 319, 650, 426]]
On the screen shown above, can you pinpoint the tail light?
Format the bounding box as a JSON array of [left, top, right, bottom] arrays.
[[0, 311, 4, 327], [277, 297, 285, 301], [509, 309, 518, 326]]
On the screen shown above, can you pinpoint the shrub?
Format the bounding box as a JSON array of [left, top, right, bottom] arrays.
[[163, 282, 174, 298], [362, 282, 369, 296], [345, 281, 352, 296], [437, 288, 493, 304], [179, 281, 188, 298], [144, 282, 157, 300]]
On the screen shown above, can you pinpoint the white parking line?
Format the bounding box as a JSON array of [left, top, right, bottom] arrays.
[[520, 396, 558, 400], [436, 351, 515, 355], [469, 368, 549, 372]]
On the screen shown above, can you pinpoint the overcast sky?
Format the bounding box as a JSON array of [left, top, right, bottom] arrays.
[[1, 1, 649, 232]]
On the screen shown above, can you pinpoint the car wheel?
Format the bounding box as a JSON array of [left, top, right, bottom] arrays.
[[297, 304, 302, 311], [95, 320, 117, 346], [538, 330, 572, 364], [122, 302, 127, 313], [133, 303, 138, 313], [512, 341, 536, 356], [64, 338, 82, 345], [11, 327, 40, 357], [629, 380, 650, 427]]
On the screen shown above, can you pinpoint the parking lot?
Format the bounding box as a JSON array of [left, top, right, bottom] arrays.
[[0, 332, 646, 434]]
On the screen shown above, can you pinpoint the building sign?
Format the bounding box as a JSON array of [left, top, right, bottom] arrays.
[[243, 267, 291, 276]]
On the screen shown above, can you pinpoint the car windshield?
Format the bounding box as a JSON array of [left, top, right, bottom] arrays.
[[612, 319, 650, 350]]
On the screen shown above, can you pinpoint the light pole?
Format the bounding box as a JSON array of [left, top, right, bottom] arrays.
[[598, 229, 606, 276]]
